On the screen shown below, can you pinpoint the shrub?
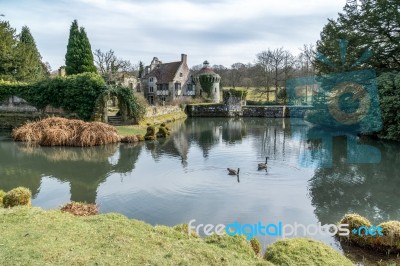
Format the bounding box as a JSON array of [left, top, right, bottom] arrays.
[[264, 238, 353, 266], [61, 202, 98, 216], [0, 190, 6, 207], [156, 126, 170, 138], [144, 125, 156, 140], [223, 88, 248, 99], [3, 187, 32, 208]]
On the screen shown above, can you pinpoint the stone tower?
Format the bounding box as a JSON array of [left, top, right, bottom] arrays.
[[193, 61, 221, 103]]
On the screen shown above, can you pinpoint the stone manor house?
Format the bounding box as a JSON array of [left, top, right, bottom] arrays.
[[140, 54, 221, 105]]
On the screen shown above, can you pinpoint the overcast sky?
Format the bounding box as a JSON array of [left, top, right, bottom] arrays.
[[2, 0, 346, 70]]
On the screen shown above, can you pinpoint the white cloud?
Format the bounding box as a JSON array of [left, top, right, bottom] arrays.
[[2, 0, 346, 69]]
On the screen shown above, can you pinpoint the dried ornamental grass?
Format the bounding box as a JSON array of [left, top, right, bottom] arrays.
[[12, 117, 120, 147]]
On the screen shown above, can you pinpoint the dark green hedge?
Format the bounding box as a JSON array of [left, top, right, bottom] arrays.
[[0, 73, 147, 121], [222, 88, 248, 99]]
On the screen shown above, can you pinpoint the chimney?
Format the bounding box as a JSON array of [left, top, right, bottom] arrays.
[[181, 54, 187, 64]]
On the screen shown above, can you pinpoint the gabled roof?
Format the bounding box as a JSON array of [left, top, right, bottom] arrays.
[[144, 61, 181, 83]]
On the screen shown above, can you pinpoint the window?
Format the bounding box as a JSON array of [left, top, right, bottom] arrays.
[[150, 78, 153, 82], [136, 84, 141, 92], [149, 86, 154, 92], [187, 84, 193, 91], [179, 72, 183, 77], [175, 83, 181, 91], [163, 84, 168, 91], [148, 96, 154, 105]]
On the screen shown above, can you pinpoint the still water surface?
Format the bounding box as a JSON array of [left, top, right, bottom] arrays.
[[1, 118, 400, 256]]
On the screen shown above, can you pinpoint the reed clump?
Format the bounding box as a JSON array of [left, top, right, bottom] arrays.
[[12, 117, 120, 147]]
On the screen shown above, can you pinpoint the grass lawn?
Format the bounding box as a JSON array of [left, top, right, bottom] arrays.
[[224, 87, 277, 102], [0, 207, 355, 265], [116, 111, 187, 137], [0, 207, 270, 265], [115, 125, 147, 136]]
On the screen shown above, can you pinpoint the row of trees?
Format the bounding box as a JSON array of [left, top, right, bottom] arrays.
[[0, 19, 140, 84], [191, 44, 316, 102], [0, 21, 49, 82]]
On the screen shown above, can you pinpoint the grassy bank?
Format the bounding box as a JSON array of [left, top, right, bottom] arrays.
[[116, 111, 187, 137], [0, 207, 268, 265], [0, 206, 355, 265]]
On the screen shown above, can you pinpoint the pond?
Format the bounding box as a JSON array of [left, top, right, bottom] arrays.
[[1, 117, 400, 262]]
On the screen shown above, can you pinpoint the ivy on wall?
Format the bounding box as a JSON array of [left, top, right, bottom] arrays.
[[0, 73, 146, 122], [199, 75, 213, 95], [92, 86, 146, 123]]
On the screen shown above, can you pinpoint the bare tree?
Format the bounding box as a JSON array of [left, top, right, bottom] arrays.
[[94, 49, 134, 84], [228, 62, 246, 88], [297, 44, 316, 102]]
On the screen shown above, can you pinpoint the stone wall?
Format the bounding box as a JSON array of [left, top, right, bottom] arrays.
[[186, 104, 237, 117], [0, 113, 43, 129], [187, 104, 312, 118], [144, 105, 183, 118], [242, 106, 286, 117]]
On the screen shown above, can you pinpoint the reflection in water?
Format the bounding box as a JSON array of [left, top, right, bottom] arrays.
[[0, 138, 143, 203], [309, 136, 400, 224], [0, 118, 399, 263]]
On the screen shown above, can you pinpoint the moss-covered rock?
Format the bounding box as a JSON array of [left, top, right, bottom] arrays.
[[144, 125, 156, 140], [0, 190, 6, 207], [337, 214, 400, 254], [338, 213, 372, 246], [136, 135, 145, 141], [3, 187, 32, 208], [370, 221, 400, 253], [264, 238, 353, 266], [156, 126, 170, 138]]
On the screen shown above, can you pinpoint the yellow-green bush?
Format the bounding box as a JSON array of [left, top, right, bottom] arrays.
[[3, 187, 32, 208], [264, 238, 353, 266], [0, 190, 6, 207]]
